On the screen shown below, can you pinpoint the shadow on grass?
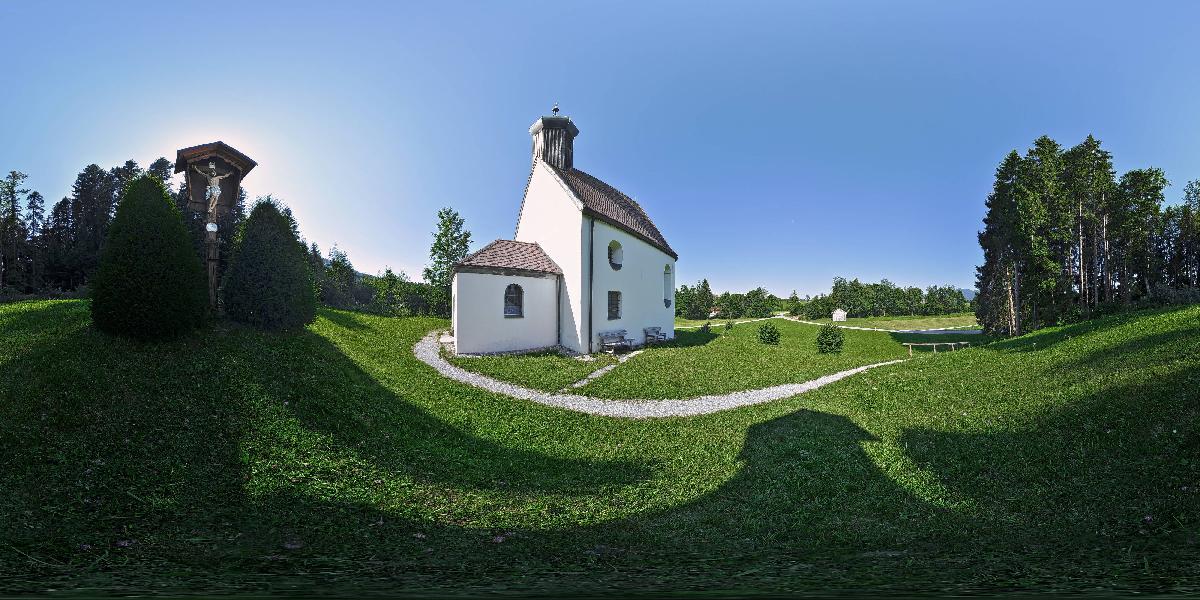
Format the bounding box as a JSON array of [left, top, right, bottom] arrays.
[[889, 331, 990, 351], [0, 301, 652, 590], [596, 409, 960, 559], [317, 307, 372, 330], [892, 314, 1200, 574], [0, 300, 91, 366], [985, 306, 1189, 354], [896, 366, 1200, 568], [262, 331, 652, 493], [4, 301, 1197, 592], [663, 328, 720, 348], [1072, 324, 1200, 370]]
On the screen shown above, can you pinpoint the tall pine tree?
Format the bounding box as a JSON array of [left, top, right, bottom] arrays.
[[22, 191, 45, 291], [0, 171, 29, 290]]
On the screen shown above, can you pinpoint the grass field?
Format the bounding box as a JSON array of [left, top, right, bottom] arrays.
[[578, 320, 979, 399], [674, 313, 783, 327], [808, 312, 979, 330], [444, 348, 617, 391], [2, 299, 1197, 594], [445, 319, 981, 398]]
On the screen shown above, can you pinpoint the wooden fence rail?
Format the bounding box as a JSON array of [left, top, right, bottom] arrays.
[[902, 341, 971, 357]]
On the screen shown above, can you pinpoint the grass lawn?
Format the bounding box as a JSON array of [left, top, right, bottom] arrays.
[[578, 319, 932, 399], [809, 312, 979, 330], [674, 313, 783, 328], [445, 319, 984, 399], [2, 299, 1197, 594], [444, 348, 617, 391]]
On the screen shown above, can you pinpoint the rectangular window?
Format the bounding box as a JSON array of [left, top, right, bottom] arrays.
[[504, 284, 523, 318], [607, 291, 621, 320]]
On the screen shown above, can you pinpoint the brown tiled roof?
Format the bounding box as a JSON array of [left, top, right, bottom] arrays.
[[546, 164, 677, 259], [173, 141, 257, 175], [454, 240, 562, 275]]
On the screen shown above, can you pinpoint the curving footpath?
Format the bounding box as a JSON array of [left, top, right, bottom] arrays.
[[414, 332, 905, 419]]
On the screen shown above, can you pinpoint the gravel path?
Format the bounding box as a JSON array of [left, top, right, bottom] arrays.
[[414, 332, 905, 419], [562, 349, 643, 391]]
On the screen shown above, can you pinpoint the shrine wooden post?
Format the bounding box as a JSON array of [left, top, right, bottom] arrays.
[[174, 142, 257, 311]]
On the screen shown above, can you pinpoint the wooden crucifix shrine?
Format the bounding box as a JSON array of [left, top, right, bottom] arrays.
[[174, 141, 257, 310]]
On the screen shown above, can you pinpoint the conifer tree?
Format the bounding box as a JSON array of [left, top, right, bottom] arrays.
[[786, 290, 801, 316], [147, 157, 174, 191], [1114, 168, 1168, 300], [91, 175, 206, 339], [323, 245, 358, 308], [308, 242, 326, 299], [675, 282, 694, 318], [975, 151, 1022, 334], [23, 191, 45, 290], [693, 278, 715, 319], [1061, 135, 1115, 315], [223, 198, 316, 329], [0, 171, 29, 289]]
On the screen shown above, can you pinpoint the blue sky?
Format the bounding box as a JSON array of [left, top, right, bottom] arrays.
[[3, 1, 1199, 296]]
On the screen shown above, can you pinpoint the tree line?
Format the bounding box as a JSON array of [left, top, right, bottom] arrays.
[[307, 207, 471, 318], [675, 280, 782, 320], [0, 160, 473, 319], [794, 277, 968, 319], [975, 135, 1200, 335], [675, 276, 968, 321], [1, 160, 172, 293]]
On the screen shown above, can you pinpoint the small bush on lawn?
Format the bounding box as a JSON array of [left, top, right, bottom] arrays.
[[698, 321, 711, 334], [223, 198, 317, 330], [758, 322, 781, 345], [817, 323, 845, 353], [91, 176, 207, 340], [724, 320, 734, 331]]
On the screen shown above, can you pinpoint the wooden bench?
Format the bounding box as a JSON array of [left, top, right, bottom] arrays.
[[598, 330, 635, 353], [901, 341, 971, 357], [643, 326, 667, 345]]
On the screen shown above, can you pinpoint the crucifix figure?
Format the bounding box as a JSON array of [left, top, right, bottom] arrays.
[[190, 161, 235, 217]]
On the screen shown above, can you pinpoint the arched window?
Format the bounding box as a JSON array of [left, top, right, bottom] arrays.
[[504, 284, 523, 318], [607, 240, 623, 270], [663, 264, 673, 308]]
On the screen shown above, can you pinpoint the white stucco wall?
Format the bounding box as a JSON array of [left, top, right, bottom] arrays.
[[452, 271, 559, 355], [509, 159, 677, 354], [585, 219, 676, 352], [514, 162, 586, 352]]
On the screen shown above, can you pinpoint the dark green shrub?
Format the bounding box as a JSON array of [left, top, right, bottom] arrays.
[[724, 320, 734, 331], [817, 323, 845, 353], [90, 176, 207, 340], [788, 301, 806, 317], [698, 321, 712, 334], [223, 198, 317, 330], [758, 322, 781, 345]]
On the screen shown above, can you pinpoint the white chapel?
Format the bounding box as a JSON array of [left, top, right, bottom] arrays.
[[451, 109, 678, 355]]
